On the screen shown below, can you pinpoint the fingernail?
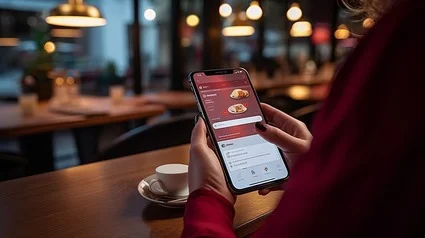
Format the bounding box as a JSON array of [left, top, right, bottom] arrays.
[[255, 122, 267, 132], [194, 114, 200, 124]]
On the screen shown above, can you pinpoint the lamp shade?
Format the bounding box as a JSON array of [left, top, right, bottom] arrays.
[[290, 21, 312, 37], [45, 0, 106, 27], [222, 12, 255, 37]]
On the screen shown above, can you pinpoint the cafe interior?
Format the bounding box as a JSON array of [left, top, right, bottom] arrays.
[[0, 0, 378, 236]]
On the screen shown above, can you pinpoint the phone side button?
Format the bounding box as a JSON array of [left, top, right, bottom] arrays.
[[196, 103, 202, 113]]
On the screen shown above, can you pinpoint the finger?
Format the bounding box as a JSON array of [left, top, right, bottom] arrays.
[[260, 103, 310, 140], [261, 103, 298, 128], [255, 122, 307, 152], [191, 117, 208, 148]]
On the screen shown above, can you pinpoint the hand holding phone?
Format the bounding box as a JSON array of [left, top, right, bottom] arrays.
[[189, 68, 290, 194], [255, 103, 313, 169], [189, 117, 236, 204]]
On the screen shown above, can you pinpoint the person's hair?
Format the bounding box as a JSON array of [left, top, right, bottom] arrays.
[[343, 0, 395, 19]]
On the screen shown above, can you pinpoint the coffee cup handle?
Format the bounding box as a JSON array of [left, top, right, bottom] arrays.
[[148, 178, 169, 196]]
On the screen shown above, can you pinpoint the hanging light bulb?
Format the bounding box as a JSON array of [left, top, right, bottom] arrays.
[[186, 14, 200, 27], [287, 3, 302, 22], [290, 21, 312, 37], [334, 24, 350, 39], [144, 9, 156, 21], [46, 0, 106, 27], [246, 1, 263, 20], [219, 3, 232, 18]]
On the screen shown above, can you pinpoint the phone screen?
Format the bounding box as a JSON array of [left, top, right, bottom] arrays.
[[192, 69, 289, 191]]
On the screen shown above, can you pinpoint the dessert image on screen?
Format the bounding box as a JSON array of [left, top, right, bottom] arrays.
[[228, 104, 247, 114], [230, 89, 249, 99]]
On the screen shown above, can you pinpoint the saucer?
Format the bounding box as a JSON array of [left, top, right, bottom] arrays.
[[137, 174, 188, 208]]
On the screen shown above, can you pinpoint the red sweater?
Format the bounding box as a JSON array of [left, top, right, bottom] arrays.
[[183, 0, 425, 237]]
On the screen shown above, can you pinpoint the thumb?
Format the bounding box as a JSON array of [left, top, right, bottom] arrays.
[[191, 116, 208, 148], [255, 122, 306, 153]]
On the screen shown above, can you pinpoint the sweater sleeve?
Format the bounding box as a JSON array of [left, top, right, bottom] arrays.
[[182, 188, 236, 238]]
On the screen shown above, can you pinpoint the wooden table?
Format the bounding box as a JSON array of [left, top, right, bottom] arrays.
[[0, 145, 283, 238], [144, 91, 196, 110], [0, 96, 165, 137], [0, 96, 165, 174]]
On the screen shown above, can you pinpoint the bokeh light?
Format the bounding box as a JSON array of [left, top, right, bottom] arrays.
[[186, 14, 200, 27], [287, 3, 302, 21], [246, 1, 263, 20], [334, 24, 350, 40], [363, 18, 375, 28], [222, 26, 255, 37], [290, 21, 312, 37], [144, 9, 156, 21], [44, 41, 56, 53], [219, 3, 232, 18]]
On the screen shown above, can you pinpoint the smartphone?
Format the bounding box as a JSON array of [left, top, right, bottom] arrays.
[[189, 68, 289, 194]]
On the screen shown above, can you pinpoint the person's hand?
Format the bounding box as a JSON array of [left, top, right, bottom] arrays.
[[189, 116, 236, 205], [255, 103, 313, 195]]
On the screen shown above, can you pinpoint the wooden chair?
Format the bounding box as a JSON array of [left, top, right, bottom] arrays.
[[97, 113, 197, 161]]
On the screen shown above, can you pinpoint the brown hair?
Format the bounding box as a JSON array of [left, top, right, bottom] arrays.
[[343, 0, 396, 19]]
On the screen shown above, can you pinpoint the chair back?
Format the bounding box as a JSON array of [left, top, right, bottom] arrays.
[[97, 113, 196, 161]]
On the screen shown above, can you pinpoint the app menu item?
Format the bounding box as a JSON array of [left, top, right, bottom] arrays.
[[230, 89, 249, 99]]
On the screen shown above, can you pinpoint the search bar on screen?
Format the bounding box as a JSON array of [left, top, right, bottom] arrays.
[[213, 116, 263, 129]]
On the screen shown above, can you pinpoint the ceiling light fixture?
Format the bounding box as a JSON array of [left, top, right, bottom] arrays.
[[46, 0, 106, 27], [222, 12, 255, 37]]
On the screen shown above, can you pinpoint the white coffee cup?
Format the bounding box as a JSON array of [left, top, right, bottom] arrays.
[[19, 94, 38, 116], [149, 164, 189, 197], [109, 85, 125, 104]]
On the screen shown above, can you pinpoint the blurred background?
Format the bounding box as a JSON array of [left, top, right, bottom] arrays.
[[0, 0, 374, 180]]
